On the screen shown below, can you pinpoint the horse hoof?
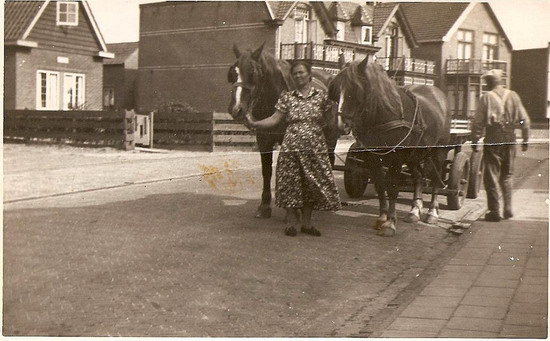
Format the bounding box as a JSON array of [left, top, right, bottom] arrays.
[[378, 221, 396, 237], [404, 213, 420, 223], [425, 214, 439, 225], [255, 207, 272, 219], [374, 218, 385, 230]]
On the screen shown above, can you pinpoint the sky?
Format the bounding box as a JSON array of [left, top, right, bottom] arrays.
[[87, 0, 550, 51]]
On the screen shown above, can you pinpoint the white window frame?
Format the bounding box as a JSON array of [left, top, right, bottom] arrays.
[[361, 26, 373, 45], [482, 33, 498, 61], [294, 7, 310, 43], [336, 21, 345, 41], [36, 70, 60, 110], [457, 29, 473, 59], [63, 73, 86, 110], [57, 2, 79, 26]]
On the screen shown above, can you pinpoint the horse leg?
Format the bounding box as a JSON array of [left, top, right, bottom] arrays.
[[404, 162, 423, 223], [326, 137, 338, 169], [256, 146, 274, 219], [379, 163, 401, 237], [371, 162, 388, 230], [425, 153, 444, 225]]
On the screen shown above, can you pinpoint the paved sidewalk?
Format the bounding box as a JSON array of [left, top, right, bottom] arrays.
[[369, 147, 549, 338]]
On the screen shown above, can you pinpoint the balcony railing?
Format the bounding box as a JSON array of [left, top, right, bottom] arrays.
[[374, 57, 436, 75], [280, 43, 356, 64], [446, 59, 507, 76]]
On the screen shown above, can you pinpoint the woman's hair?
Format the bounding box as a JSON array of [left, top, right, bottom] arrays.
[[290, 60, 312, 74]]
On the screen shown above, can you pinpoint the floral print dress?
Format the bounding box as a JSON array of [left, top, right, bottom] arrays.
[[274, 88, 341, 211]]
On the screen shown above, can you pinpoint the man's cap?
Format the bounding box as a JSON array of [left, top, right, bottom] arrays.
[[483, 69, 503, 81]]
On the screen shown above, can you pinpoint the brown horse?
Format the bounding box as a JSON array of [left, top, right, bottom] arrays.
[[329, 57, 451, 236], [228, 44, 339, 219]]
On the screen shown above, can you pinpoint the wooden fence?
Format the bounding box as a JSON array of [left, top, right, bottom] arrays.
[[4, 110, 256, 152], [153, 111, 256, 152], [4, 110, 127, 148]]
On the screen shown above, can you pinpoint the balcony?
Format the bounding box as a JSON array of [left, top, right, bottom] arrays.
[[445, 59, 507, 76], [280, 42, 357, 66], [374, 57, 436, 75]]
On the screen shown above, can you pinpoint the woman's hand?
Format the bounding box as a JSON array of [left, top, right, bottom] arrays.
[[245, 113, 256, 131]]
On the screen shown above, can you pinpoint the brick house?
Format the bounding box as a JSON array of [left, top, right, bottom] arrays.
[[401, 2, 513, 118], [276, 1, 379, 73], [137, 1, 277, 112], [4, 0, 113, 111], [370, 2, 436, 86], [137, 1, 378, 112], [511, 46, 550, 122], [103, 42, 139, 110]]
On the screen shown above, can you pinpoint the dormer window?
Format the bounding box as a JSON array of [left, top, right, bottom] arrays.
[[361, 26, 372, 45], [57, 2, 78, 26]]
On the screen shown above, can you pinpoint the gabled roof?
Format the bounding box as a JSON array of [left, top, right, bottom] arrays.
[[105, 42, 139, 67], [400, 2, 470, 42], [400, 2, 512, 49], [4, 0, 113, 57], [328, 2, 350, 21], [265, 1, 297, 20], [350, 3, 373, 26], [372, 3, 417, 48], [372, 2, 398, 37], [4, 1, 44, 41]]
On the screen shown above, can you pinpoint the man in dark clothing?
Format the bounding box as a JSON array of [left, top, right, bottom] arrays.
[[471, 69, 530, 222]]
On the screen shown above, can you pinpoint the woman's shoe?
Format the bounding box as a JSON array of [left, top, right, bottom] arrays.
[[485, 211, 501, 222], [301, 226, 321, 236], [284, 225, 297, 237]]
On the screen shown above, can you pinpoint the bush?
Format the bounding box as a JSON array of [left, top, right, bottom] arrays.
[[156, 101, 198, 114]]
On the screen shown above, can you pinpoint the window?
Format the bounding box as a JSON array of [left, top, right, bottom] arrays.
[[483, 33, 498, 60], [104, 88, 115, 108], [63, 73, 85, 110], [457, 29, 473, 59], [294, 7, 309, 43], [36, 71, 59, 110], [57, 2, 78, 26], [447, 83, 480, 118], [385, 27, 400, 59], [336, 21, 345, 41], [361, 26, 372, 44]]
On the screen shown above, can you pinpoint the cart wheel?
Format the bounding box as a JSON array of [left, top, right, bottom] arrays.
[[467, 150, 483, 199], [344, 143, 368, 198], [447, 151, 471, 210]]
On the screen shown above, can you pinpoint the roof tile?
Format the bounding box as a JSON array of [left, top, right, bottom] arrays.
[[372, 2, 397, 36], [400, 2, 469, 42], [4, 1, 45, 41]]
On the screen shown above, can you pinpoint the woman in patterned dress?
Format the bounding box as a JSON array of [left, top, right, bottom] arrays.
[[247, 61, 341, 237]]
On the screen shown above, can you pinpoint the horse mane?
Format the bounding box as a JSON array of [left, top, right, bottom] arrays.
[[365, 63, 403, 119], [330, 61, 403, 123], [257, 51, 292, 93]]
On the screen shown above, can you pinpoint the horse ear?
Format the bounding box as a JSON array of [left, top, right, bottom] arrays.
[[358, 55, 369, 74], [251, 42, 265, 61], [233, 44, 241, 58]]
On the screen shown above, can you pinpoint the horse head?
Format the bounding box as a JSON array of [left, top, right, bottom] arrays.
[[329, 57, 369, 134], [227, 43, 265, 122], [329, 56, 403, 134]]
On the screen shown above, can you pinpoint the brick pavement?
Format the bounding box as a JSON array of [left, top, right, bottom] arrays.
[[370, 146, 549, 338]]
